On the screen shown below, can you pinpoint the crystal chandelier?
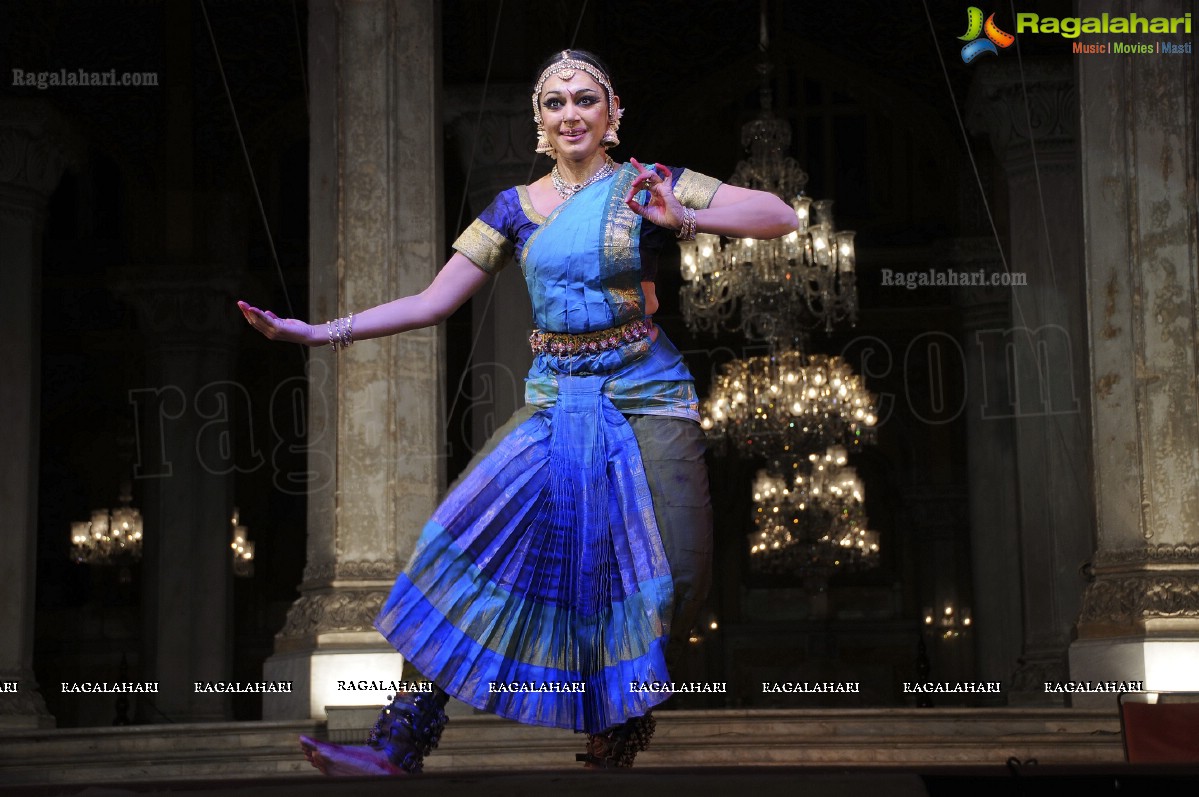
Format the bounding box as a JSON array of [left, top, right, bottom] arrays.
[[700, 350, 878, 458], [684, 7, 880, 577], [678, 73, 857, 339], [748, 446, 880, 575], [70, 480, 144, 565]]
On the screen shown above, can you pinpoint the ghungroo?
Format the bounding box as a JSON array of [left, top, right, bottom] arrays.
[[576, 713, 656, 768], [366, 689, 449, 774]]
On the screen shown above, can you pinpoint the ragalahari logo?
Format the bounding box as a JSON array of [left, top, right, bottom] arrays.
[[959, 7, 1015, 63]]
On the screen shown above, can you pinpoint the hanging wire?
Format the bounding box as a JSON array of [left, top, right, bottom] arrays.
[[1008, 0, 1059, 292], [447, 0, 591, 425], [443, 1, 508, 427], [920, 0, 1093, 514], [1005, 0, 1094, 513], [453, 0, 507, 237], [291, 0, 309, 116], [198, 0, 300, 326], [202, 0, 592, 425], [918, 0, 1028, 332]]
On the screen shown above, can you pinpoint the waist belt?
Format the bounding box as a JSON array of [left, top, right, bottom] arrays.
[[529, 317, 653, 357]]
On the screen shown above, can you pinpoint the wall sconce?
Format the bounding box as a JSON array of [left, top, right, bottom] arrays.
[[923, 603, 972, 639], [69, 480, 144, 565], [230, 507, 254, 577], [689, 611, 721, 645]]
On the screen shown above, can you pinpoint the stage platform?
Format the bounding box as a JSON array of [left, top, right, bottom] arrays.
[[2, 708, 1194, 794], [4, 765, 1199, 797]]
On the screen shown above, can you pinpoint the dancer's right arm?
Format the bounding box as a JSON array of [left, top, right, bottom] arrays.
[[238, 253, 492, 346]]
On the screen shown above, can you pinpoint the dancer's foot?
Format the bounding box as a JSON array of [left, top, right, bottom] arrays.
[[300, 736, 408, 777], [300, 688, 450, 777], [577, 713, 656, 768]]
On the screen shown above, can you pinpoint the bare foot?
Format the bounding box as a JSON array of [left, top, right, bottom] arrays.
[[299, 736, 409, 777]]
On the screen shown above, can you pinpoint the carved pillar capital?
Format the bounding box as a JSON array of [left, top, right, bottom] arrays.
[[966, 61, 1077, 159]]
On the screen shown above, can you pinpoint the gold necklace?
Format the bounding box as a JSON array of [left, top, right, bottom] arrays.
[[551, 156, 616, 199]]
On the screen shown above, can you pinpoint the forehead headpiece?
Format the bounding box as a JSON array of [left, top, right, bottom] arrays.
[[531, 50, 620, 128]]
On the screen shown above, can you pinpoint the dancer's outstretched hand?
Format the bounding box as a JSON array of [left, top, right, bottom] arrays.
[[237, 300, 320, 346]]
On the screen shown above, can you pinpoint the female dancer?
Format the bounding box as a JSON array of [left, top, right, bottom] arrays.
[[239, 48, 797, 775]]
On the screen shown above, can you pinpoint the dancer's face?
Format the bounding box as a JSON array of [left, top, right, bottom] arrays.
[[539, 72, 616, 161]]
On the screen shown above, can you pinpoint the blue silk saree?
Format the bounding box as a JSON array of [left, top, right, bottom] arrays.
[[374, 164, 718, 733]]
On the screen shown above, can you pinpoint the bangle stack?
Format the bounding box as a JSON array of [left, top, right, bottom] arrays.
[[326, 312, 354, 351], [676, 207, 697, 241]]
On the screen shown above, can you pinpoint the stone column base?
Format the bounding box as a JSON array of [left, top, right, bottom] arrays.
[[1008, 649, 1069, 707], [263, 641, 405, 721], [1068, 637, 1199, 708], [0, 669, 54, 729]]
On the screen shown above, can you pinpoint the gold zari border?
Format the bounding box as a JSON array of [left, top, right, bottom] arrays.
[[453, 218, 512, 274], [673, 170, 722, 209]]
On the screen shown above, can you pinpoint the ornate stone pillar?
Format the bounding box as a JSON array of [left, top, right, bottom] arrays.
[[263, 0, 445, 719], [946, 240, 1022, 697], [119, 279, 241, 722], [1069, 2, 1199, 704], [0, 100, 80, 728], [444, 84, 538, 453], [966, 62, 1094, 701]]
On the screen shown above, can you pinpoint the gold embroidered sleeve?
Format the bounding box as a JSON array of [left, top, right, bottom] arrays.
[[673, 169, 723, 209], [452, 218, 513, 274]]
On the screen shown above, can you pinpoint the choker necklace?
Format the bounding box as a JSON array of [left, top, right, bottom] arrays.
[[551, 156, 617, 199]]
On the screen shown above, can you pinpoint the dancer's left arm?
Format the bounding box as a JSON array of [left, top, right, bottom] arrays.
[[696, 183, 799, 239]]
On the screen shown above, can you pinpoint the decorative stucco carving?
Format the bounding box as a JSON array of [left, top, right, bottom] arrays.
[[277, 590, 387, 639]]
